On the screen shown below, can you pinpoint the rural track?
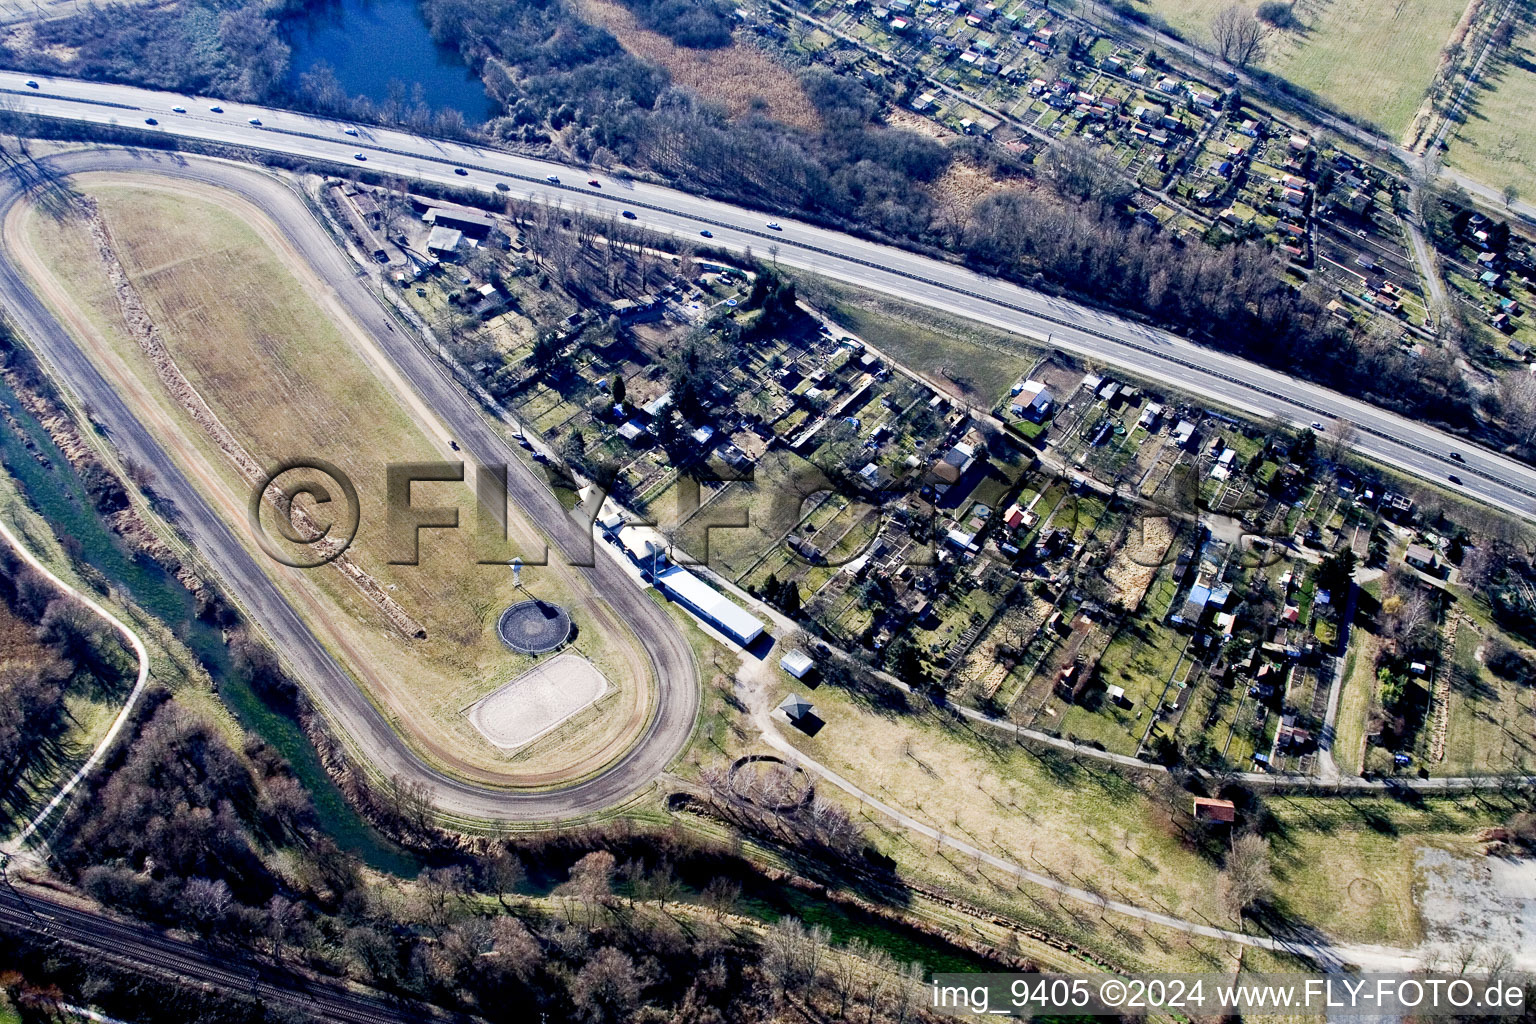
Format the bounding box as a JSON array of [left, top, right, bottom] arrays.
[[0, 516, 151, 851], [0, 148, 700, 823]]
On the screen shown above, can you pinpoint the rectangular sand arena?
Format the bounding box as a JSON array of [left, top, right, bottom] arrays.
[[467, 653, 611, 751]]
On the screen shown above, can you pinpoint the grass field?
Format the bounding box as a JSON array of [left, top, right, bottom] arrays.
[[1124, 0, 1470, 135], [1444, 14, 1536, 201], [761, 667, 1502, 946], [13, 177, 654, 786], [798, 275, 1037, 405]]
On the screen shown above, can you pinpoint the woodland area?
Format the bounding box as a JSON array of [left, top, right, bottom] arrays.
[[0, 549, 135, 831]]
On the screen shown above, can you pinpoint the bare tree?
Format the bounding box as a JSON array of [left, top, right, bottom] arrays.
[[386, 773, 433, 834], [700, 877, 740, 921], [1322, 417, 1359, 465], [484, 847, 525, 907], [1499, 371, 1536, 448], [1039, 139, 1135, 208], [1211, 5, 1267, 67], [570, 946, 644, 1023], [559, 851, 617, 927], [1218, 832, 1273, 922]]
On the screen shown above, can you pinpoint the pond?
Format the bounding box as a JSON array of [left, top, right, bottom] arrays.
[[0, 373, 417, 876], [283, 0, 497, 124]]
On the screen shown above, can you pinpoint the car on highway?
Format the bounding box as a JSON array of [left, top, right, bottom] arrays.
[[353, 152, 367, 161], [248, 117, 262, 125], [495, 182, 510, 191], [343, 127, 358, 136], [144, 117, 158, 125], [1450, 451, 1465, 461], [700, 229, 713, 238], [622, 210, 637, 219], [24, 80, 37, 88], [767, 222, 782, 230], [172, 105, 186, 113], [209, 105, 223, 113], [1310, 421, 1324, 430], [454, 167, 468, 176], [545, 174, 560, 184], [588, 178, 601, 187], [1448, 474, 1463, 485]]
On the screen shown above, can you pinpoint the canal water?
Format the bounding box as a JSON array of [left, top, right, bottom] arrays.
[[283, 0, 498, 123], [0, 373, 416, 875]]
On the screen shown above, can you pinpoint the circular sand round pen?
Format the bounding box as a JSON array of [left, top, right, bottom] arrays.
[[496, 600, 573, 656]]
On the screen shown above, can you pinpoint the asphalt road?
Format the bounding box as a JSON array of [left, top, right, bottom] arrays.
[[0, 877, 470, 1023], [0, 148, 698, 823], [2, 71, 1533, 521]]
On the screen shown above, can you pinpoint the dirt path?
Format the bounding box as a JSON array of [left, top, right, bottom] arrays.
[[0, 518, 150, 855]]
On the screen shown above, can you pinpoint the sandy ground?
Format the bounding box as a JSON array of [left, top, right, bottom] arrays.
[[469, 654, 610, 751], [1415, 846, 1536, 968]]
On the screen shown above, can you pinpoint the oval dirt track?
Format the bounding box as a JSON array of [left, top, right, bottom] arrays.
[[0, 148, 700, 823]]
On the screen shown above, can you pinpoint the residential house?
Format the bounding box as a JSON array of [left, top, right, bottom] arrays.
[[1404, 544, 1437, 572], [1009, 379, 1054, 420], [934, 441, 978, 483]]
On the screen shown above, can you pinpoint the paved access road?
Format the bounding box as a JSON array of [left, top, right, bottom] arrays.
[[0, 149, 698, 823], [3, 72, 1533, 521]]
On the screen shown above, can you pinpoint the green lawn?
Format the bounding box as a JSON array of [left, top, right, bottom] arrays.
[[798, 275, 1036, 404], [1128, 0, 1469, 134], [1441, 621, 1536, 775], [1445, 15, 1536, 205]]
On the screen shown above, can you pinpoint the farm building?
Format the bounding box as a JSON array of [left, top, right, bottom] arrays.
[[422, 206, 496, 238], [780, 650, 815, 679], [654, 565, 765, 646], [426, 226, 463, 256], [1192, 797, 1237, 823]]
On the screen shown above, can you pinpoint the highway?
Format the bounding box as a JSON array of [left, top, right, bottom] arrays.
[[2, 71, 1532, 522], [0, 148, 698, 823]]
